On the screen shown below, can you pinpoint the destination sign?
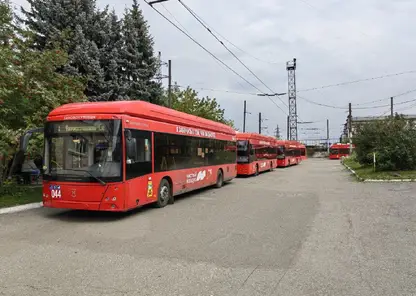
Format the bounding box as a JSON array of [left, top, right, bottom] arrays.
[[49, 122, 107, 134]]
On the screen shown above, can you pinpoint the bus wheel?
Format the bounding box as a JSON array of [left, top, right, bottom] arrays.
[[156, 179, 171, 208], [215, 170, 223, 188]]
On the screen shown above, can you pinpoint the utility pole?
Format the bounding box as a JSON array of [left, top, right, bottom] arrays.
[[167, 60, 172, 108], [391, 97, 394, 117], [243, 100, 247, 132], [287, 116, 289, 140], [348, 103, 352, 154], [259, 112, 262, 134], [275, 124, 280, 139], [327, 119, 330, 154]]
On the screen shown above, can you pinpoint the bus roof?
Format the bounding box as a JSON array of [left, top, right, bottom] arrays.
[[330, 143, 355, 148], [48, 101, 236, 135], [236, 133, 276, 142]]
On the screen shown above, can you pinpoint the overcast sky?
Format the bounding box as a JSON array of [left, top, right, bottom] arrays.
[[13, 0, 416, 142]]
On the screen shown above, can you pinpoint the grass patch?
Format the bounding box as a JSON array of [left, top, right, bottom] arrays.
[[0, 187, 42, 209], [343, 157, 416, 180]]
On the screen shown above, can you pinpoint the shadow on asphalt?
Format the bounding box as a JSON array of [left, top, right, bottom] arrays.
[[42, 182, 233, 223]]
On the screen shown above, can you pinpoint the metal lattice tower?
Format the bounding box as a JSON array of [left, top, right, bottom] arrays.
[[286, 58, 297, 140]]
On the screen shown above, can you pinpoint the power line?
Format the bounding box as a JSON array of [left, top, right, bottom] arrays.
[[174, 3, 279, 65], [298, 94, 416, 110], [176, 85, 258, 95], [176, 0, 288, 116], [144, 1, 267, 98], [355, 88, 416, 106], [298, 70, 416, 93]]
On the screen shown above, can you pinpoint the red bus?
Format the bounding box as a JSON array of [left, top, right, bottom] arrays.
[[42, 101, 237, 211], [276, 140, 303, 167], [300, 143, 307, 161], [329, 143, 354, 160], [236, 133, 277, 176]]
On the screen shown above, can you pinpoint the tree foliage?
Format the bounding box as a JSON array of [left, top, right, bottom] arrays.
[[20, 0, 162, 102], [170, 86, 234, 127], [353, 115, 416, 171], [0, 0, 86, 182]]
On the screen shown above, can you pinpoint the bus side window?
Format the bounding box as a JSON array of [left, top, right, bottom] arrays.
[[125, 129, 152, 180]]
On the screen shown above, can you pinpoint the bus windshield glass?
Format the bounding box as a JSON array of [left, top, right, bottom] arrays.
[[237, 140, 249, 163], [277, 146, 285, 159], [44, 120, 122, 183]]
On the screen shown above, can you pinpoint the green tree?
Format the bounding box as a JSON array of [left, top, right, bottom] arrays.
[[0, 0, 86, 182], [170, 86, 234, 127], [353, 115, 416, 171], [121, 0, 163, 103], [20, 0, 162, 102]]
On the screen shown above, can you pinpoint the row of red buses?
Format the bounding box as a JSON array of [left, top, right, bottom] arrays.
[[40, 101, 307, 212], [329, 143, 354, 159], [236, 133, 278, 176], [42, 101, 237, 211]]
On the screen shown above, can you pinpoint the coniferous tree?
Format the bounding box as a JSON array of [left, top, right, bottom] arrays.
[[121, 0, 163, 104], [20, 0, 162, 102]]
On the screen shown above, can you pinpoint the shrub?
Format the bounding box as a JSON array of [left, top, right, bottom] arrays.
[[353, 115, 416, 171]]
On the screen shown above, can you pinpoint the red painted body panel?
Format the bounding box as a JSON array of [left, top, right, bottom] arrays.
[[237, 159, 277, 175], [43, 101, 237, 212]]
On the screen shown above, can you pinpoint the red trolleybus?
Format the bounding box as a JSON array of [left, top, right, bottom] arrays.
[[42, 101, 237, 211], [236, 133, 277, 176], [329, 143, 354, 159], [276, 140, 303, 167], [300, 143, 307, 161]]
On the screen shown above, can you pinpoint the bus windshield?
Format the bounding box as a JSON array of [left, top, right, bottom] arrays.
[[277, 146, 285, 159], [237, 140, 249, 163], [44, 120, 122, 183]]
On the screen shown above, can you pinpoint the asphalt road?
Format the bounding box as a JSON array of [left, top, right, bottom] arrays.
[[1, 159, 416, 296]]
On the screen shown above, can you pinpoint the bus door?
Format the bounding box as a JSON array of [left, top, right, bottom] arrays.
[[125, 129, 153, 208]]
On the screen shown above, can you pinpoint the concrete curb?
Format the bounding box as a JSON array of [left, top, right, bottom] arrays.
[[0, 202, 43, 215], [341, 160, 364, 182], [341, 160, 416, 182]]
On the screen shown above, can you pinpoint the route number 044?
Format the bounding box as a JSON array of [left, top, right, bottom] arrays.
[[51, 189, 62, 199]]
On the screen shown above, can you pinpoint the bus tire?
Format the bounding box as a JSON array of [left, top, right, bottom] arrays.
[[156, 178, 171, 208], [215, 169, 224, 188]]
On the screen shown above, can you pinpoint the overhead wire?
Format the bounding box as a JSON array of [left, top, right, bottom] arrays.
[[176, 0, 289, 116], [354, 88, 416, 106], [297, 70, 416, 93], [144, 1, 267, 99], [175, 3, 280, 65], [159, 4, 248, 91]]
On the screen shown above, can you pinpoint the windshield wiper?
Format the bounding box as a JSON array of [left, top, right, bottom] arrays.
[[51, 168, 106, 186]]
